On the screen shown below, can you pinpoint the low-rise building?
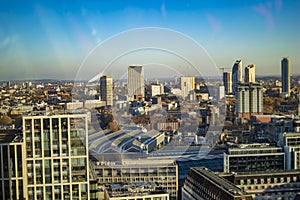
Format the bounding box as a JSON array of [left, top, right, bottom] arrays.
[[92, 159, 178, 200]]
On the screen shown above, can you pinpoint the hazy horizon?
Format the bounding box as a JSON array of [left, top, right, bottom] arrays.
[[1, 0, 300, 81]]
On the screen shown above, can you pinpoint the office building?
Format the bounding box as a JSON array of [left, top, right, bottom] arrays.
[[150, 84, 164, 97], [224, 144, 285, 173], [220, 170, 300, 200], [235, 83, 263, 120], [245, 64, 255, 83], [223, 72, 232, 94], [283, 132, 300, 170], [0, 131, 25, 200], [104, 182, 169, 200], [180, 76, 195, 99], [182, 167, 253, 200], [23, 111, 90, 200], [92, 159, 178, 200], [232, 60, 243, 94], [128, 66, 145, 101], [100, 75, 113, 106], [281, 57, 290, 97]]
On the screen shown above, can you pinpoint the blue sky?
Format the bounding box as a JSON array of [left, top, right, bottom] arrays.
[[0, 0, 300, 80]]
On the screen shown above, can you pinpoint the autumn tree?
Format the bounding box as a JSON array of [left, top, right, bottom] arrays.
[[0, 115, 12, 125]]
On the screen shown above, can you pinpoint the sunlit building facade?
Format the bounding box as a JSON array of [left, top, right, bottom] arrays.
[[128, 66, 145, 101], [245, 64, 255, 83], [235, 83, 263, 119], [23, 112, 90, 200], [180, 76, 195, 99], [93, 159, 178, 200]]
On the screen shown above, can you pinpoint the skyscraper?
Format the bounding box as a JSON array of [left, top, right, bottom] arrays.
[[232, 60, 243, 94], [245, 64, 255, 83], [23, 112, 90, 200], [223, 72, 232, 94], [128, 66, 144, 101], [281, 57, 290, 97], [100, 75, 113, 106], [180, 76, 195, 99]]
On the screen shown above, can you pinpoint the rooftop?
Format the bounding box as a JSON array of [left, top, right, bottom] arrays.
[[192, 167, 249, 197], [106, 182, 168, 198], [22, 109, 88, 117], [0, 130, 21, 143]]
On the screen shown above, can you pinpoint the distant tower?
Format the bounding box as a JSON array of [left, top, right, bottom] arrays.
[[128, 66, 145, 101], [235, 83, 263, 119], [100, 75, 113, 106], [245, 64, 255, 83], [180, 76, 195, 99], [223, 72, 232, 94], [232, 60, 243, 94], [281, 57, 290, 97]]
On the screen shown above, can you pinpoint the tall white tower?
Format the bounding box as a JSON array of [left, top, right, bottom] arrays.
[[180, 76, 195, 99], [128, 66, 145, 101]]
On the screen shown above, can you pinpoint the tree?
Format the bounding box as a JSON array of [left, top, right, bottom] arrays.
[[0, 115, 12, 125], [107, 121, 119, 132]]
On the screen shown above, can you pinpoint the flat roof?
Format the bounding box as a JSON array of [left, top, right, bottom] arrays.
[[227, 169, 300, 177], [0, 130, 18, 143], [192, 167, 250, 197], [107, 182, 168, 198], [22, 110, 87, 117]]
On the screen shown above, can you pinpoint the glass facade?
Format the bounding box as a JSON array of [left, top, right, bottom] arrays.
[[23, 114, 89, 200], [0, 142, 25, 200]]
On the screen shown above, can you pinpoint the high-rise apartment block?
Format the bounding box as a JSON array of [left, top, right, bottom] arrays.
[[100, 75, 113, 106], [223, 72, 232, 94], [281, 57, 290, 97], [235, 83, 263, 119], [180, 76, 195, 99], [232, 60, 243, 94], [245, 64, 255, 83], [128, 66, 145, 101], [23, 112, 90, 200]]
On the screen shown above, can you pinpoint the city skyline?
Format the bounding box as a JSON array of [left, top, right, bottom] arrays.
[[0, 0, 300, 81]]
